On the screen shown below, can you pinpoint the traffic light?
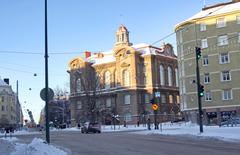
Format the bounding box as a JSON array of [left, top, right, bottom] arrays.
[[195, 47, 201, 60], [199, 85, 204, 97], [150, 98, 155, 104]]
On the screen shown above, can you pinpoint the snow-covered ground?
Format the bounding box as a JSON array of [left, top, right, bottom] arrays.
[[0, 122, 240, 155]]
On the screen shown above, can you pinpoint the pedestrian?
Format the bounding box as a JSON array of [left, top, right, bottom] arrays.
[[4, 127, 10, 138], [77, 123, 81, 129], [147, 118, 151, 130], [9, 127, 14, 138]]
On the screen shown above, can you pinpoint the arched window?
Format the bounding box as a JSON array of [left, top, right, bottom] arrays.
[[168, 66, 173, 86], [76, 78, 81, 92], [160, 65, 165, 85], [104, 71, 111, 89], [175, 68, 179, 87], [123, 70, 130, 86]]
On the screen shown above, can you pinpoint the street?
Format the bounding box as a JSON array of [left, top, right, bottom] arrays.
[[14, 131, 240, 155]]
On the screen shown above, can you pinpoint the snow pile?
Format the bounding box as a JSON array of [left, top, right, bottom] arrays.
[[133, 122, 240, 142], [11, 138, 67, 155], [0, 137, 18, 142]]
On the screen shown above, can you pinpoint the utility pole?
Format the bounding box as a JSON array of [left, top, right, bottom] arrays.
[[44, 0, 50, 143], [195, 47, 204, 133]]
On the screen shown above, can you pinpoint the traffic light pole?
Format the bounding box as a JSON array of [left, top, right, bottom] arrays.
[[195, 47, 203, 133]]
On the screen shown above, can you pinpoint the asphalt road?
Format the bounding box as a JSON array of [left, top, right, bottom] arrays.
[[15, 131, 240, 155]]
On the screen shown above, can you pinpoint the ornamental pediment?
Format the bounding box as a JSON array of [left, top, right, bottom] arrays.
[[68, 57, 85, 70]]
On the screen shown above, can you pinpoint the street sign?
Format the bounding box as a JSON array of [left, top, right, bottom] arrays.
[[155, 92, 161, 97], [40, 88, 54, 101], [152, 104, 158, 111]]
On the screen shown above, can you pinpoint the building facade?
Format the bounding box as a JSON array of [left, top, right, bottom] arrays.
[[175, 0, 240, 125], [68, 25, 179, 126], [0, 78, 23, 128]]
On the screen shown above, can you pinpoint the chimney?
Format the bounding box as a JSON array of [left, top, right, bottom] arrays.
[[3, 78, 9, 85], [84, 51, 91, 58], [232, 0, 240, 2]]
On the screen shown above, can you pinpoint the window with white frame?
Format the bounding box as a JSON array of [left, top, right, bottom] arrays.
[[237, 16, 240, 24], [76, 78, 81, 92], [216, 17, 226, 28], [168, 66, 173, 86], [160, 65, 165, 85], [201, 39, 208, 48], [218, 35, 228, 46], [124, 94, 131, 105], [104, 71, 111, 89], [221, 71, 231, 81], [123, 70, 130, 86], [204, 73, 210, 84], [200, 22, 206, 31], [106, 98, 111, 108], [77, 101, 82, 109], [222, 89, 232, 100], [203, 56, 209, 66], [219, 53, 230, 64], [205, 92, 212, 101]]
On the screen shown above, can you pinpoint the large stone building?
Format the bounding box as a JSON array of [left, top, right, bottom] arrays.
[[175, 0, 240, 124], [0, 78, 23, 128], [68, 25, 179, 125]]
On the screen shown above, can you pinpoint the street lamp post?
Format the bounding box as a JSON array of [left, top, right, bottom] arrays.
[[44, 0, 50, 143]]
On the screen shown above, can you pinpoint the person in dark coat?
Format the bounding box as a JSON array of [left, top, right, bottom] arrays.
[[4, 127, 10, 138]]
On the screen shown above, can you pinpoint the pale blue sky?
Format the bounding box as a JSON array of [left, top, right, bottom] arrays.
[[0, 0, 229, 122]]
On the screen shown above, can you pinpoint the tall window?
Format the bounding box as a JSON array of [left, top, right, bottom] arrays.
[[221, 71, 231, 81], [114, 70, 117, 87], [169, 95, 173, 103], [238, 32, 240, 43], [175, 68, 179, 87], [123, 70, 130, 86], [77, 101, 82, 109], [219, 53, 230, 64], [76, 78, 81, 92], [204, 73, 210, 84], [160, 65, 165, 85], [236, 16, 240, 24], [106, 98, 111, 108], [161, 94, 166, 103], [124, 112, 132, 122], [200, 22, 206, 31], [205, 92, 212, 101], [95, 73, 100, 90], [104, 71, 111, 89], [176, 95, 180, 104], [216, 17, 226, 28], [201, 39, 208, 48], [168, 67, 172, 86], [124, 94, 131, 105], [143, 64, 146, 85], [218, 35, 228, 46], [144, 94, 150, 103], [1, 105, 4, 111], [203, 56, 209, 66], [222, 89, 232, 100]]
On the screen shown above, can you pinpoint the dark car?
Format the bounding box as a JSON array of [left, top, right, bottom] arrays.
[[81, 122, 101, 134]]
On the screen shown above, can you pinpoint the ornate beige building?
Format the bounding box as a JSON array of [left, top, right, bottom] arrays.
[[175, 0, 240, 124], [68, 25, 179, 125]]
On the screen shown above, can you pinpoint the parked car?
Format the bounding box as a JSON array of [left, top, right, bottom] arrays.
[[220, 116, 240, 127], [81, 122, 101, 134]]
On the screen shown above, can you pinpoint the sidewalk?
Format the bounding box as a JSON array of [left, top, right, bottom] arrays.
[[0, 138, 15, 155]]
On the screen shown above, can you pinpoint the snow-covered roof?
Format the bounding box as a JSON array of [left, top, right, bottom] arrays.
[[176, 2, 240, 29], [86, 43, 176, 66]]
